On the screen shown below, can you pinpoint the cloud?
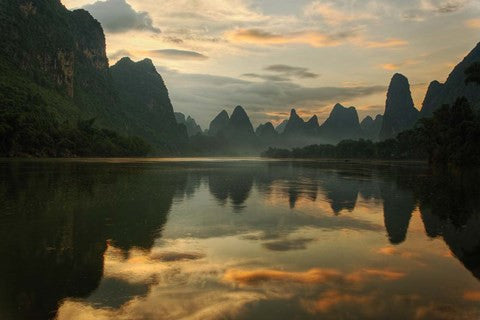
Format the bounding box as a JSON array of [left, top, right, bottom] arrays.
[[148, 49, 208, 60], [241, 73, 290, 82], [242, 65, 319, 82], [380, 59, 418, 70], [150, 251, 205, 262], [108, 49, 132, 61], [265, 64, 319, 79], [160, 67, 387, 127], [304, 1, 376, 26], [263, 237, 315, 251], [463, 290, 480, 301], [223, 267, 405, 286], [226, 29, 356, 47], [363, 38, 409, 48], [83, 0, 160, 33], [223, 268, 343, 286], [302, 290, 372, 313], [465, 18, 480, 28]]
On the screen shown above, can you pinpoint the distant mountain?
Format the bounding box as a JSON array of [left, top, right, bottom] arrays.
[[256, 122, 278, 145], [379, 74, 419, 140], [319, 103, 363, 143], [110, 57, 188, 150], [361, 115, 383, 140], [208, 110, 229, 136], [223, 106, 256, 141], [421, 42, 480, 117], [283, 109, 307, 136], [256, 122, 277, 138], [175, 112, 202, 137], [275, 120, 288, 134], [305, 115, 320, 136]]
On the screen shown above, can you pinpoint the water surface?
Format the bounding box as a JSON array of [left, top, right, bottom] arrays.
[[0, 159, 479, 320]]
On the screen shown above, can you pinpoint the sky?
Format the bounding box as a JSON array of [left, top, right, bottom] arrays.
[[61, 0, 480, 128]]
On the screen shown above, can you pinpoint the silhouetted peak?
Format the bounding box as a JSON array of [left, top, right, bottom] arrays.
[[361, 116, 374, 129], [231, 106, 250, 121], [307, 115, 318, 123], [374, 114, 383, 121], [332, 103, 346, 111], [115, 56, 134, 66]]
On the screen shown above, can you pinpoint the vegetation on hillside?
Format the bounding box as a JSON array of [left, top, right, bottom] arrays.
[[263, 97, 480, 166]]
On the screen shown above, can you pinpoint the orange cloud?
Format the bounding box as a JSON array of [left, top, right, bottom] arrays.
[[303, 290, 372, 313], [347, 269, 406, 282], [463, 290, 480, 301], [364, 38, 408, 48], [465, 19, 480, 28], [305, 2, 376, 26], [226, 29, 353, 47], [223, 267, 406, 286], [223, 268, 343, 285], [380, 59, 418, 71]]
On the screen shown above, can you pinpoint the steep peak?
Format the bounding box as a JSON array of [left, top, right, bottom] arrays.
[[289, 108, 300, 118], [362, 115, 374, 123], [374, 114, 383, 121], [307, 115, 318, 123], [391, 73, 408, 82], [114, 56, 135, 66], [233, 105, 246, 114], [333, 103, 346, 111]]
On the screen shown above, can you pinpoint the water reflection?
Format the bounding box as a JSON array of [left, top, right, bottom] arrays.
[[0, 160, 479, 319]]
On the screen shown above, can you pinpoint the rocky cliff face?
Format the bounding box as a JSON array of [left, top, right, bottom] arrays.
[[361, 114, 383, 140], [379, 74, 419, 140], [420, 42, 480, 117], [319, 103, 363, 143], [209, 110, 229, 136], [0, 0, 188, 153], [110, 57, 188, 150], [0, 1, 110, 99]]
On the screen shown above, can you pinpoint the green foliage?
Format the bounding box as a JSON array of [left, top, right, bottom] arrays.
[[0, 88, 150, 157], [420, 97, 480, 165], [465, 62, 480, 85]]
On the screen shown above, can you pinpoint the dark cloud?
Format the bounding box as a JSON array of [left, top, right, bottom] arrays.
[[150, 252, 204, 262], [436, 1, 466, 13], [242, 73, 290, 82], [83, 0, 160, 33], [149, 49, 208, 60], [158, 66, 386, 128], [265, 64, 320, 79], [263, 238, 315, 251]]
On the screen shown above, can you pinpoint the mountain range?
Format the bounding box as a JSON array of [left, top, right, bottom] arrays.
[[1, 0, 479, 156]]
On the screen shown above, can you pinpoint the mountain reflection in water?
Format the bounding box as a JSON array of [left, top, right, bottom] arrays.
[[0, 160, 479, 320]]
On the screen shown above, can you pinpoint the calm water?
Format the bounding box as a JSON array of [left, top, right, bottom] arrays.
[[0, 159, 480, 320]]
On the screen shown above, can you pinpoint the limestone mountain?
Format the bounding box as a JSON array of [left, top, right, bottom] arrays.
[[361, 115, 383, 140], [223, 106, 256, 140], [319, 103, 363, 143], [0, 0, 187, 154], [305, 115, 320, 136], [175, 113, 202, 137], [110, 57, 187, 150], [275, 120, 288, 134], [421, 42, 480, 117], [283, 109, 307, 137], [256, 122, 278, 145], [379, 74, 419, 140], [208, 110, 229, 136]]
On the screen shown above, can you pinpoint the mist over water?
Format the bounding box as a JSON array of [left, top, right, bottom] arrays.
[[0, 159, 479, 320]]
